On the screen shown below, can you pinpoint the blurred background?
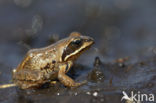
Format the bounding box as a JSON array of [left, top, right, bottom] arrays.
[[0, 0, 156, 103], [1, 0, 156, 67]]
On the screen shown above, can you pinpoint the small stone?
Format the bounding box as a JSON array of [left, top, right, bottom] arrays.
[[86, 91, 91, 95], [12, 69, 16, 73], [57, 93, 60, 96], [118, 63, 125, 68], [93, 92, 98, 97], [74, 92, 78, 96], [100, 98, 104, 102]]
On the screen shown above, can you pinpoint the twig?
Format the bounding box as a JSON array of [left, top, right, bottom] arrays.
[[0, 83, 16, 89]]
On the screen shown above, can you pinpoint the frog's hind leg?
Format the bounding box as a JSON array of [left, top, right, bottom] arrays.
[[12, 69, 48, 89], [58, 61, 86, 87]]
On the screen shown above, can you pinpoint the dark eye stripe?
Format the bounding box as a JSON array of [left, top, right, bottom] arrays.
[[62, 39, 83, 61]]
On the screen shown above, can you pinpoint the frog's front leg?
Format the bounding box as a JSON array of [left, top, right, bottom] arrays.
[[58, 61, 86, 87]]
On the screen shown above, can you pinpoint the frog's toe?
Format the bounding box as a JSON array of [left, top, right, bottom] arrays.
[[70, 80, 87, 87], [50, 81, 57, 84], [75, 80, 87, 87], [81, 80, 88, 85]]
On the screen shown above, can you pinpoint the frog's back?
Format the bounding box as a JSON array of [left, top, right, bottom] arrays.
[[16, 48, 57, 71]]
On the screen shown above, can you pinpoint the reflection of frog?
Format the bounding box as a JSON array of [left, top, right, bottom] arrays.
[[13, 32, 94, 89]]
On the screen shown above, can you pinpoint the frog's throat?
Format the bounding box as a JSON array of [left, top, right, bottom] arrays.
[[64, 44, 91, 61]]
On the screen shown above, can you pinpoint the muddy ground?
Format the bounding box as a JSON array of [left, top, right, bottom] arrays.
[[0, 0, 156, 103]]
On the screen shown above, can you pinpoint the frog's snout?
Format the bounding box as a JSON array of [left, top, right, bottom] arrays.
[[85, 37, 94, 45]]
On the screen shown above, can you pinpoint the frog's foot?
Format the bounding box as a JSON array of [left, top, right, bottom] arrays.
[[57, 62, 86, 87], [58, 72, 87, 87], [79, 80, 87, 85], [57, 61, 87, 87], [50, 81, 57, 84]]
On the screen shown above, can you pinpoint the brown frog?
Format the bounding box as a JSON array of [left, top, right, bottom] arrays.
[[12, 32, 94, 89]]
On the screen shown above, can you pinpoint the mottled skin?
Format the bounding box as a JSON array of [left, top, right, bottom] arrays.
[[13, 32, 94, 89]]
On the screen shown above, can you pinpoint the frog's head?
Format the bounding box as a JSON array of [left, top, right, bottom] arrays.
[[60, 32, 94, 62]]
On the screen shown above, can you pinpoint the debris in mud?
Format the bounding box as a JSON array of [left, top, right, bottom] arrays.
[[125, 65, 133, 72], [31, 15, 44, 34], [139, 61, 147, 66], [88, 57, 105, 83], [57, 92, 60, 96], [93, 56, 102, 67], [74, 92, 78, 96], [115, 57, 129, 63], [114, 57, 130, 68], [48, 34, 60, 44], [92, 91, 98, 97], [16, 15, 44, 46], [17, 41, 31, 50], [86, 91, 91, 95], [109, 77, 113, 86], [20, 14, 44, 45], [14, 0, 33, 8]]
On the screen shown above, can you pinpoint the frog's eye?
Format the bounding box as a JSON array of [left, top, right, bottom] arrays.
[[71, 39, 82, 46]]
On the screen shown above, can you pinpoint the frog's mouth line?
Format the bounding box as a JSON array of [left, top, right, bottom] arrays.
[[64, 42, 93, 61]]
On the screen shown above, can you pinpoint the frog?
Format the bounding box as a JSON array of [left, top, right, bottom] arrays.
[[12, 32, 94, 89]]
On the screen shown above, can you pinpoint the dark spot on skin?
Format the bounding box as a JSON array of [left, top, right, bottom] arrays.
[[65, 63, 69, 72], [43, 63, 50, 69], [52, 60, 56, 64], [53, 49, 56, 52]]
